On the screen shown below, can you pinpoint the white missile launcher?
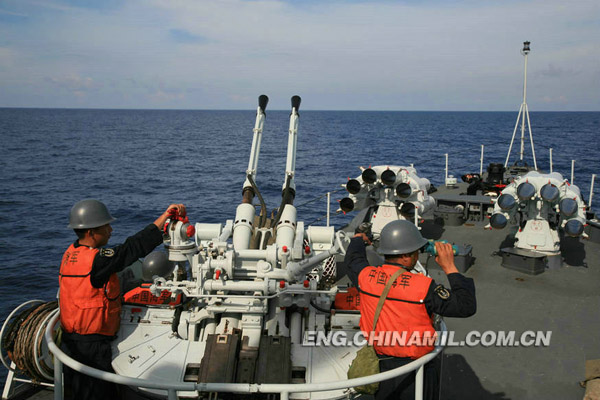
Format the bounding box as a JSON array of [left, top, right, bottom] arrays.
[[489, 171, 587, 271], [338, 165, 436, 241]]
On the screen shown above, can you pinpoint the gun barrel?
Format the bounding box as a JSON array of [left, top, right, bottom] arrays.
[[244, 95, 269, 192], [283, 95, 301, 194], [258, 94, 269, 113]]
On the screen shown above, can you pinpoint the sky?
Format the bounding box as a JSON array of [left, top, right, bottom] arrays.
[[0, 0, 598, 111]]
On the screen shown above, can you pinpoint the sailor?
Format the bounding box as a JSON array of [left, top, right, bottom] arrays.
[[59, 199, 186, 400], [344, 219, 476, 400]]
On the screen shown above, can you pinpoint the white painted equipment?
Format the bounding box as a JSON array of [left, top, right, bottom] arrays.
[[108, 96, 360, 399], [338, 165, 436, 239], [490, 171, 587, 254]]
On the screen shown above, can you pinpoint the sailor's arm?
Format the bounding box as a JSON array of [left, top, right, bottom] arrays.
[[90, 224, 164, 288], [424, 274, 476, 317], [424, 241, 476, 317], [90, 204, 186, 288], [344, 234, 371, 287]]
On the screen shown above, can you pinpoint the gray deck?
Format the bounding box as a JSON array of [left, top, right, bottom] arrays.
[[427, 184, 599, 400]]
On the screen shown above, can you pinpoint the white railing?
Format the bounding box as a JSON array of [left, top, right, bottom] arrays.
[[44, 312, 446, 400]]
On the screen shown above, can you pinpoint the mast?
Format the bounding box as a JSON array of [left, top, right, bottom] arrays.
[[504, 41, 538, 170]]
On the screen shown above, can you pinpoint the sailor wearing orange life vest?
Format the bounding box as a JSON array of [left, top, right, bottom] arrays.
[[59, 199, 186, 400], [344, 220, 476, 400]]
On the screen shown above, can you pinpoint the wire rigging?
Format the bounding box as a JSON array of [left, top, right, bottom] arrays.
[[1, 301, 58, 383]]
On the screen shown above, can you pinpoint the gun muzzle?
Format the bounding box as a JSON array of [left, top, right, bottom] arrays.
[[258, 94, 269, 113]]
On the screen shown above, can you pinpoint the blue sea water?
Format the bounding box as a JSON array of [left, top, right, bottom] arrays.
[[0, 108, 598, 373]]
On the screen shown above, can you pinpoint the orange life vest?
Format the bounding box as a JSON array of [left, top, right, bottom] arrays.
[[358, 264, 435, 359], [59, 243, 121, 336]]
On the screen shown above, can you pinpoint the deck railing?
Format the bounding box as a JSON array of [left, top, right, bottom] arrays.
[[44, 312, 446, 400]]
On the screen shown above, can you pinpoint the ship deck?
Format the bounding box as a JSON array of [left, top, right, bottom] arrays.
[[426, 183, 600, 400], [6, 184, 600, 400]]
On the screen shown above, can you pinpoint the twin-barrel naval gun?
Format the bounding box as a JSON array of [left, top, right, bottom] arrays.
[[155, 95, 344, 302], [489, 170, 587, 270], [114, 95, 354, 398]]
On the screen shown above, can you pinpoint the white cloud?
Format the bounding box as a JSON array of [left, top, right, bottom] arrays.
[[0, 0, 598, 110], [46, 74, 101, 91]]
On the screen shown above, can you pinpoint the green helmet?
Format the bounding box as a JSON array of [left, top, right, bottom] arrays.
[[68, 199, 116, 229], [377, 220, 428, 255], [142, 251, 175, 281]]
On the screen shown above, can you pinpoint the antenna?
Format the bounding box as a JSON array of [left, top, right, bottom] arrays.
[[505, 41, 538, 170]]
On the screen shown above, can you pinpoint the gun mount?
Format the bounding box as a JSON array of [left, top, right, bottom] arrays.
[[110, 96, 357, 399]]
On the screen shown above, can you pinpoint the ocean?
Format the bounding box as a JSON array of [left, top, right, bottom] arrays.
[[0, 108, 598, 375]]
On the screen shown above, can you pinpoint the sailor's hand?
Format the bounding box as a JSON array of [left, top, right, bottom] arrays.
[[154, 204, 186, 230], [354, 232, 372, 245], [435, 242, 459, 275], [166, 204, 186, 218]]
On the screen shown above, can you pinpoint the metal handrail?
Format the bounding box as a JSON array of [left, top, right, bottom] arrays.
[[45, 312, 446, 400]]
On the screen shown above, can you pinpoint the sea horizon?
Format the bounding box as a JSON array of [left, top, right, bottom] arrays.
[[1, 107, 599, 113]]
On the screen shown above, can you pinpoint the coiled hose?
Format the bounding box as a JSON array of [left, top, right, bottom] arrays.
[[1, 300, 58, 382]]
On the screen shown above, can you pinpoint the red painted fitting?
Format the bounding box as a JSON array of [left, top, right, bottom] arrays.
[[279, 280, 286, 289], [282, 246, 288, 253], [186, 224, 196, 238], [215, 270, 221, 280], [303, 280, 309, 288], [304, 245, 311, 254]]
